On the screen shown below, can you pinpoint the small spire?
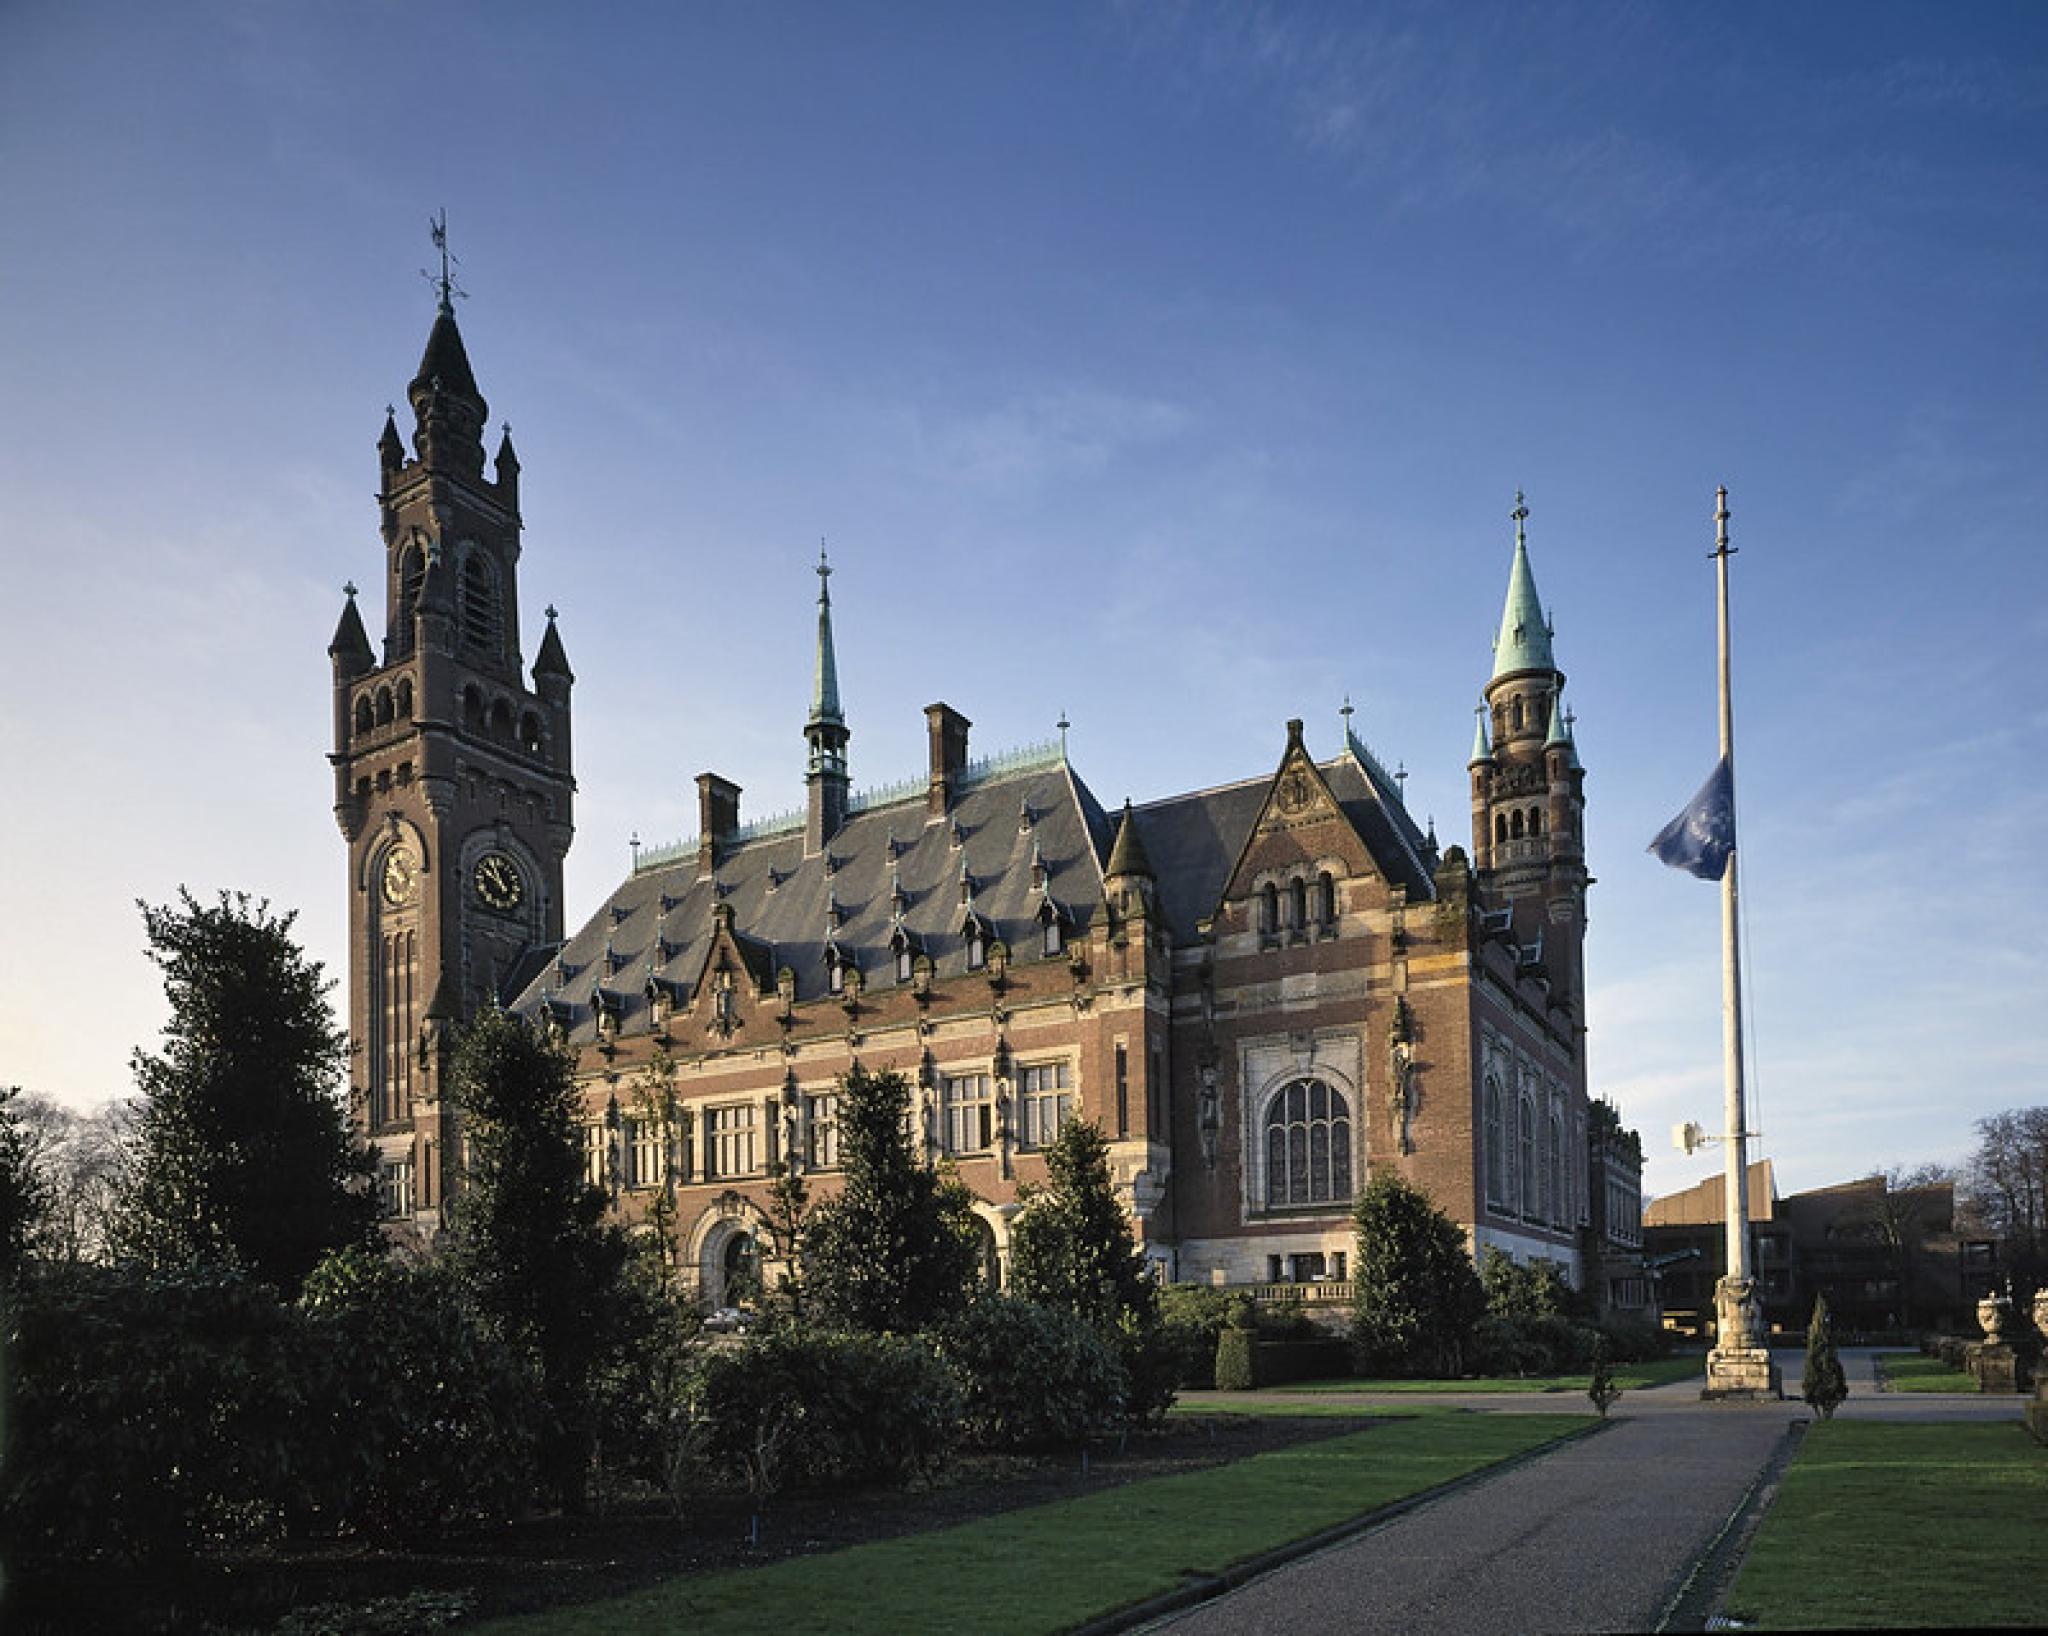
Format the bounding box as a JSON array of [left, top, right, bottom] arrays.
[[1469, 703, 1493, 765], [1340, 695, 1355, 743], [809, 540, 844, 729], [533, 608, 574, 683], [1057, 711, 1070, 756], [328, 589, 373, 666], [1104, 797, 1154, 878], [378, 407, 404, 467], [1544, 687, 1572, 751]]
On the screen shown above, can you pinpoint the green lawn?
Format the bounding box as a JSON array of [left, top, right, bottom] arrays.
[[1248, 1355, 1704, 1394], [472, 1413, 1589, 1635], [1874, 1351, 1976, 1393], [1724, 1421, 2047, 1630]]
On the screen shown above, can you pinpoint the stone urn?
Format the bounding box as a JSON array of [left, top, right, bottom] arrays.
[[1978, 1294, 2012, 1344]]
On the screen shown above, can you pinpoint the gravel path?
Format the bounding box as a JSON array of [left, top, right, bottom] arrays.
[[1153, 1349, 2022, 1635]]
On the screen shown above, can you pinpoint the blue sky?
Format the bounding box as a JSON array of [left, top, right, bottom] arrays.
[[2, 1, 2043, 1203]]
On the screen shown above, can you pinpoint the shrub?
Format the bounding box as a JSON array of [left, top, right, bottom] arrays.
[[1214, 1298, 1259, 1391], [1593, 1314, 1673, 1364], [295, 1248, 539, 1538], [1158, 1284, 1235, 1389], [932, 1294, 1126, 1448], [1801, 1294, 1848, 1420], [692, 1326, 961, 1490], [2, 1265, 302, 1568], [1352, 1173, 1484, 1377]]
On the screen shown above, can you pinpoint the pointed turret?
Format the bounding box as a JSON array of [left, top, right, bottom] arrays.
[[1491, 491, 1555, 683], [533, 605, 574, 683], [1468, 703, 1493, 767], [329, 584, 373, 677], [805, 545, 851, 853], [405, 296, 488, 475], [494, 423, 521, 507], [377, 407, 405, 477], [1104, 797, 1154, 880], [1544, 688, 1576, 761]]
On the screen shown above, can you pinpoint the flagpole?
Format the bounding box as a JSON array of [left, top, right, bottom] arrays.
[[1714, 488, 1751, 1300], [1706, 486, 1778, 1396]]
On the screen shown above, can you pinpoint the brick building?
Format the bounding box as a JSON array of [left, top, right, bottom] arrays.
[[331, 297, 1625, 1307]]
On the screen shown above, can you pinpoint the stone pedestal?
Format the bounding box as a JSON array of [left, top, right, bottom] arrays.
[[1969, 1342, 2021, 1394], [1703, 1343, 1783, 1399], [1701, 1275, 1783, 1401]]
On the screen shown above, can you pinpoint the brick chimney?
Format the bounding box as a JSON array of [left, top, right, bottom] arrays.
[[925, 703, 971, 818], [697, 773, 741, 877]]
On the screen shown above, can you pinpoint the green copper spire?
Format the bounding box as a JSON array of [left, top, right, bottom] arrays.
[[1469, 703, 1493, 765], [1544, 688, 1571, 750], [809, 541, 843, 729], [1491, 491, 1555, 681]]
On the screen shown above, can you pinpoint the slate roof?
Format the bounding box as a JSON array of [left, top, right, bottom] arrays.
[[512, 733, 1439, 1040], [512, 748, 1116, 1041]]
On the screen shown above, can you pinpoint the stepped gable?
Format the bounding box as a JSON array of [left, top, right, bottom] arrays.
[[513, 752, 1111, 1043]]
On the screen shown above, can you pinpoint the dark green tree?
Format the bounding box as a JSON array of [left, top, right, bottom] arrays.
[[0, 1086, 52, 1282], [1801, 1292, 1848, 1419], [1010, 1117, 1173, 1422], [446, 1006, 630, 1511], [1352, 1170, 1484, 1377], [1587, 1332, 1622, 1417], [801, 1066, 981, 1333], [110, 892, 377, 1291]]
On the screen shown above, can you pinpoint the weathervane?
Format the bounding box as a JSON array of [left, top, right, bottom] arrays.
[[424, 208, 466, 313]]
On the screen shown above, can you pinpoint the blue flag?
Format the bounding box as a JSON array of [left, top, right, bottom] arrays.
[[1648, 756, 1735, 880]]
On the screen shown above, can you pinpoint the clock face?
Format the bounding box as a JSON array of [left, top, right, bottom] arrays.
[[380, 846, 417, 907], [474, 851, 525, 911]]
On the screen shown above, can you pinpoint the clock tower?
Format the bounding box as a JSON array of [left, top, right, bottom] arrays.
[[327, 263, 575, 1228]]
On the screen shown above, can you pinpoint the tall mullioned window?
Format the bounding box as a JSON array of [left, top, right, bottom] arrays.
[[625, 1118, 665, 1190], [1263, 1078, 1352, 1208], [806, 1092, 840, 1169], [707, 1104, 759, 1179], [581, 1123, 607, 1190], [1484, 1077, 1507, 1208], [1016, 1061, 1073, 1149], [943, 1072, 994, 1154]]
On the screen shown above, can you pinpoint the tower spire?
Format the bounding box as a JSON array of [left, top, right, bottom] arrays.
[[810, 539, 843, 728], [1491, 490, 1555, 682], [804, 542, 850, 853]]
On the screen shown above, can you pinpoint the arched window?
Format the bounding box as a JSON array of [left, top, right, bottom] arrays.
[[826, 947, 845, 995], [353, 696, 374, 736], [1547, 1110, 1564, 1225], [1484, 1077, 1507, 1207], [1495, 813, 1507, 844], [459, 550, 501, 655], [1263, 1077, 1353, 1208], [1510, 809, 1525, 840], [375, 687, 395, 727], [1260, 882, 1278, 935], [1530, 807, 1543, 837], [462, 686, 484, 733], [965, 925, 986, 971], [1288, 877, 1307, 929], [1317, 871, 1337, 925], [1513, 697, 1525, 732], [519, 711, 542, 754], [396, 677, 414, 719], [1039, 903, 1062, 957], [395, 545, 425, 658], [1518, 1092, 1538, 1218], [489, 698, 513, 739], [893, 932, 914, 984]]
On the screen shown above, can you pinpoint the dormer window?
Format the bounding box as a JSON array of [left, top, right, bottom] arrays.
[[893, 932, 915, 984], [965, 925, 986, 971], [1039, 901, 1064, 957], [826, 944, 847, 994]]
